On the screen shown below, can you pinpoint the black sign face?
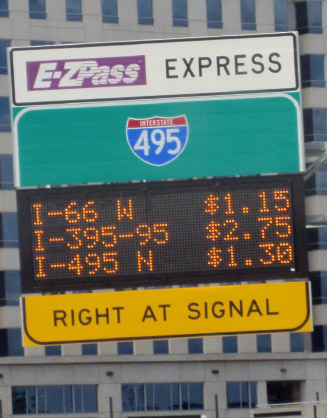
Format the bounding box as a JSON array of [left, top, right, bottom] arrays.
[[17, 174, 308, 293]]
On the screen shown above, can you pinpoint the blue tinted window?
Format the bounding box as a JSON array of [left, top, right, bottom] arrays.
[[0, 97, 10, 132], [66, 0, 82, 21], [82, 343, 97, 355], [307, 228, 327, 250], [0, 0, 9, 17], [295, 1, 322, 34], [305, 164, 327, 196], [301, 54, 325, 88], [0, 155, 13, 189], [118, 341, 133, 354], [30, 40, 55, 46], [47, 386, 64, 413], [26, 387, 36, 414], [303, 108, 327, 142], [290, 333, 304, 352], [312, 325, 327, 352], [28, 0, 46, 19], [172, 0, 188, 27], [274, 0, 288, 31], [0, 40, 10, 74], [188, 382, 204, 410], [12, 385, 98, 414], [12, 387, 27, 414], [223, 336, 238, 353], [256, 334, 272, 353], [154, 383, 170, 410], [101, 0, 118, 23], [153, 340, 168, 354], [0, 271, 21, 306], [206, 0, 222, 28], [122, 384, 136, 411], [188, 338, 203, 354], [137, 0, 153, 25], [227, 381, 257, 408], [310, 272, 327, 305], [0, 212, 18, 248], [122, 383, 203, 412], [45, 345, 61, 356], [241, 0, 256, 30], [0, 328, 24, 356]]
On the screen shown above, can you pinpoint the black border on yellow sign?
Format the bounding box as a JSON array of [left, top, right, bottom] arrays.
[[22, 281, 311, 346]]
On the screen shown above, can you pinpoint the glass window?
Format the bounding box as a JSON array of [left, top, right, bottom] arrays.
[[122, 383, 203, 412], [153, 340, 168, 354], [305, 164, 327, 196], [223, 336, 238, 353], [226, 381, 257, 408], [0, 155, 13, 189], [0, 271, 21, 306], [307, 227, 327, 250], [47, 386, 64, 413], [310, 272, 327, 305], [206, 0, 222, 28], [30, 40, 55, 46], [0, 212, 19, 248], [303, 108, 327, 142], [300, 54, 325, 88], [172, 0, 188, 27], [82, 343, 97, 355], [256, 334, 272, 353], [101, 0, 118, 23], [240, 0, 256, 30], [0, 0, 9, 17], [66, 0, 82, 21], [295, 1, 322, 34], [12, 385, 98, 414], [188, 338, 203, 354], [28, 0, 46, 19], [154, 383, 170, 410], [0, 328, 24, 356], [12, 387, 27, 414], [312, 325, 327, 352], [274, 0, 288, 31], [137, 0, 153, 25], [45, 345, 61, 356], [290, 333, 304, 352], [118, 341, 133, 354], [0, 40, 10, 74], [0, 97, 11, 132]]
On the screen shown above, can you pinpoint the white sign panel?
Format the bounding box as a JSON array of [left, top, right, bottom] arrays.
[[10, 33, 299, 106]]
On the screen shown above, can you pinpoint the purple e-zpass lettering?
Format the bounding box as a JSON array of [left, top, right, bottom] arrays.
[[26, 55, 147, 90]]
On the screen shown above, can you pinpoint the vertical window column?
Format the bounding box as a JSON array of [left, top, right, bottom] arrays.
[[172, 0, 188, 27], [240, 0, 256, 30], [101, 0, 118, 23], [28, 0, 46, 19], [66, 0, 82, 22], [0, 40, 10, 74], [137, 0, 153, 25], [274, 0, 288, 31], [206, 0, 222, 28], [0, 0, 9, 17]]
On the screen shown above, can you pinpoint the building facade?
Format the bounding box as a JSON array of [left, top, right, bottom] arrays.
[[0, 0, 327, 417]]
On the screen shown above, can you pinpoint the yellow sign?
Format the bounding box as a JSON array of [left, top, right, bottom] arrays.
[[21, 281, 312, 346]]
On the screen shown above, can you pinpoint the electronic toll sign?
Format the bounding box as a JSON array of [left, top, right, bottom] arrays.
[[17, 174, 307, 293]]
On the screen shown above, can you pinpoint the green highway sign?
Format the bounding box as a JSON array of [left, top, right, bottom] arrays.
[[13, 93, 304, 187]]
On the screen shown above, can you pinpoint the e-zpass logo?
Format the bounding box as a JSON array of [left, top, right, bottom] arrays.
[[126, 116, 189, 166], [26, 55, 146, 91]]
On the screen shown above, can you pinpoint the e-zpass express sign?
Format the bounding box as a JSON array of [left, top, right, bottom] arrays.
[[9, 33, 299, 105]]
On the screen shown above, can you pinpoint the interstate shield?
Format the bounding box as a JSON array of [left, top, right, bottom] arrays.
[[126, 116, 189, 166]]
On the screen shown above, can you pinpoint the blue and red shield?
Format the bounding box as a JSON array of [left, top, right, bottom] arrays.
[[126, 116, 189, 166]]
